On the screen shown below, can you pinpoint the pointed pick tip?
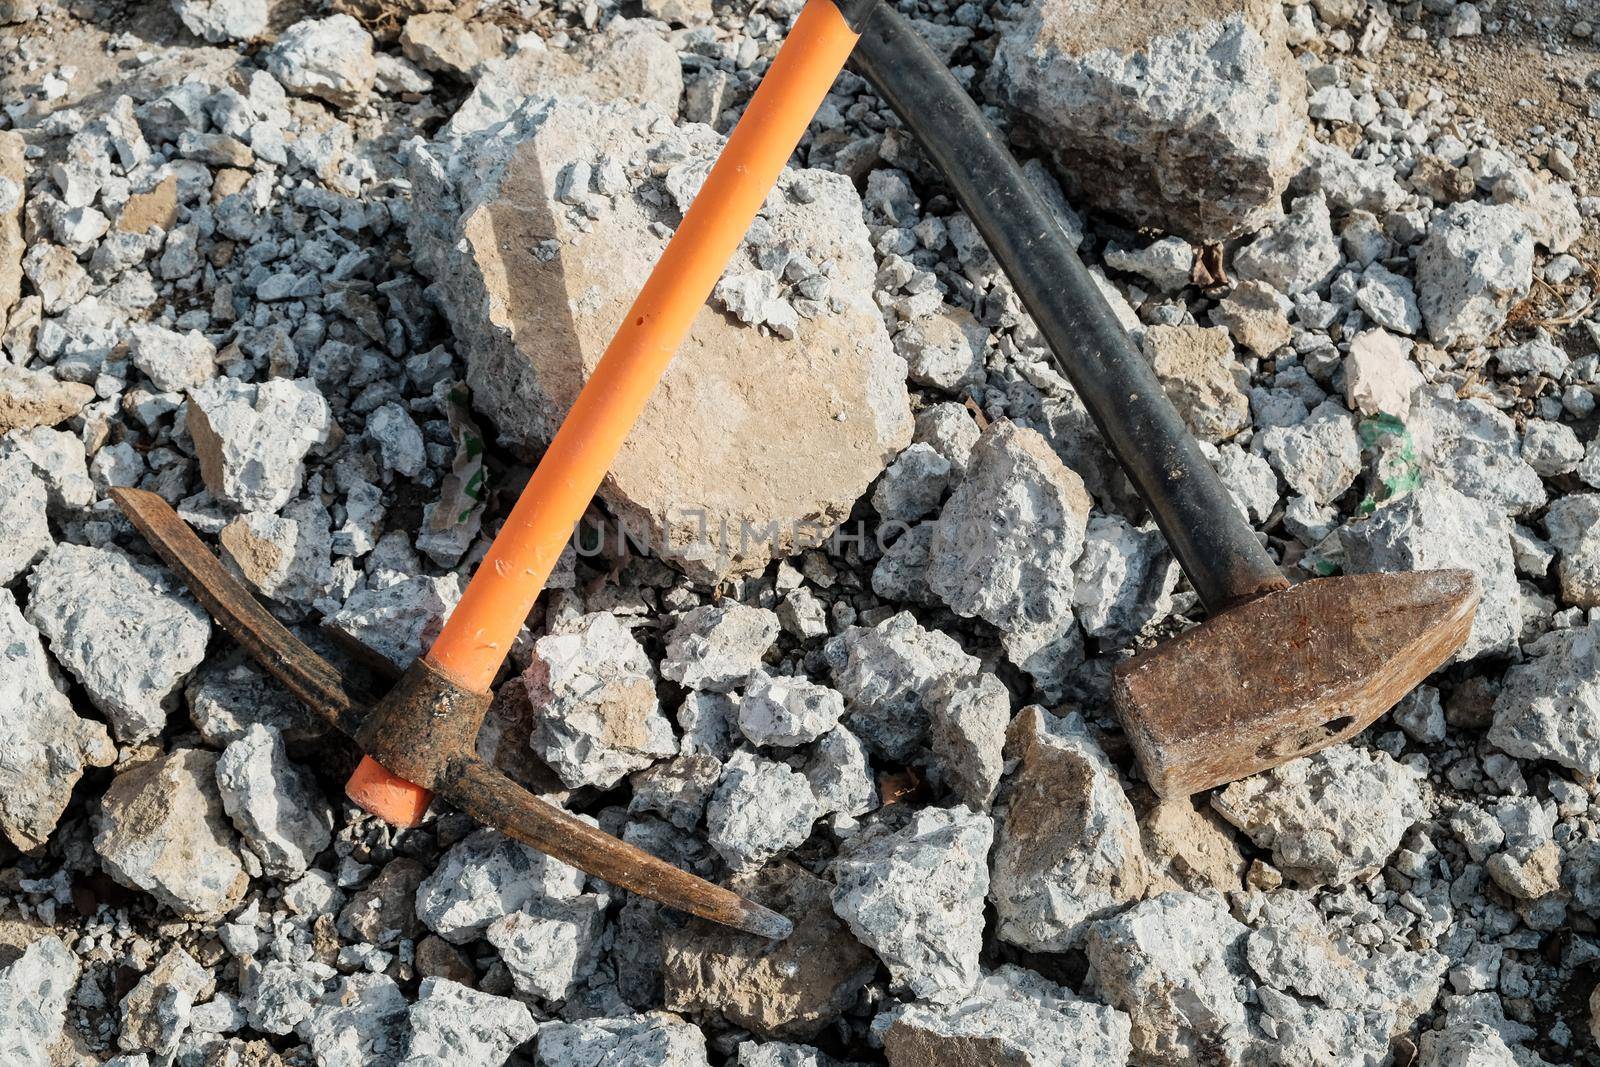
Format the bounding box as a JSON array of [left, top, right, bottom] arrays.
[[735, 903, 795, 941]]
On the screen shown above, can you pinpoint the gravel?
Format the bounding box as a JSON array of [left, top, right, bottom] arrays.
[[2, 0, 1597, 1060]]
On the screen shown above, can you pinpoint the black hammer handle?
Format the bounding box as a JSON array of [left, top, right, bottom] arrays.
[[851, 7, 1287, 614]]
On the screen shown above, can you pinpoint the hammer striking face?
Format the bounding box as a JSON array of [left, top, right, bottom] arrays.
[[1111, 569, 1480, 798]]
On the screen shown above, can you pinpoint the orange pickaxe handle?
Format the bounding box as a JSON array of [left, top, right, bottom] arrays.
[[348, 0, 865, 825]]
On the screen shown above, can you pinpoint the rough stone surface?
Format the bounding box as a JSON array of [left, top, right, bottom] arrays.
[[214, 724, 334, 879], [924, 673, 1010, 810], [25, 543, 211, 743], [94, 748, 248, 919], [1343, 328, 1422, 419], [989, 0, 1307, 241], [415, 827, 585, 944], [1259, 399, 1361, 505], [1409, 387, 1545, 517], [661, 604, 780, 694], [119, 945, 212, 1057], [830, 806, 993, 1004], [403, 977, 540, 1064], [876, 965, 1133, 1067], [1139, 796, 1247, 894], [1488, 620, 1600, 775], [823, 610, 979, 762], [927, 419, 1091, 686], [486, 894, 606, 1002], [1234, 191, 1339, 295], [187, 377, 333, 513], [536, 1013, 710, 1067], [523, 612, 676, 789], [1142, 324, 1249, 441], [0, 131, 22, 334], [0, 936, 79, 1067], [1415, 201, 1534, 347], [705, 750, 822, 872], [663, 864, 875, 1039], [991, 709, 1147, 952], [1212, 744, 1425, 886], [1086, 891, 1252, 1066], [409, 95, 910, 582], [0, 364, 95, 434], [1544, 494, 1600, 609], [0, 589, 115, 850], [738, 671, 846, 748], [0, 449, 51, 585], [172, 0, 267, 42], [266, 15, 378, 108]]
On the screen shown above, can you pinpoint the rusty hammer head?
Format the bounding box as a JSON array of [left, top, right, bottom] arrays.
[[1112, 569, 1480, 798]]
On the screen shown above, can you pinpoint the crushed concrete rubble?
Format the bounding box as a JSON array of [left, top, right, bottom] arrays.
[[2, 0, 1598, 1060]]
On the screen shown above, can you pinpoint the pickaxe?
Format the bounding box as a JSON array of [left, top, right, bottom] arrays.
[[113, 0, 891, 940]]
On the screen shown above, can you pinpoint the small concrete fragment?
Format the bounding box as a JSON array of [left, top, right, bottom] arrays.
[[415, 827, 585, 944], [1142, 324, 1249, 441], [523, 612, 676, 789], [663, 863, 876, 1039], [1086, 891, 1252, 1066], [267, 15, 378, 108], [705, 750, 822, 872], [119, 946, 212, 1057], [402, 977, 539, 1064], [989, 0, 1307, 241], [486, 895, 606, 1001], [1415, 201, 1533, 347], [991, 708, 1147, 951], [1544, 494, 1600, 608], [928, 420, 1090, 686], [738, 671, 846, 748], [536, 1013, 710, 1067], [1409, 387, 1545, 517], [1071, 514, 1178, 644], [0, 589, 114, 850], [1259, 400, 1361, 505], [1138, 796, 1246, 894], [1343, 328, 1422, 419], [0, 936, 79, 1067], [0, 449, 51, 585], [823, 610, 979, 762], [172, 0, 267, 42], [214, 724, 334, 879], [1212, 744, 1424, 887], [25, 544, 211, 743], [876, 964, 1133, 1067], [1488, 620, 1600, 775], [94, 748, 248, 919], [924, 673, 1009, 810], [187, 377, 333, 514], [1234, 192, 1339, 295], [661, 604, 780, 694], [1212, 279, 1292, 358], [830, 806, 993, 1004], [0, 364, 95, 434]]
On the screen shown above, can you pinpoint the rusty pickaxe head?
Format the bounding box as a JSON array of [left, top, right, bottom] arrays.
[[112, 487, 793, 939], [1112, 569, 1480, 798]]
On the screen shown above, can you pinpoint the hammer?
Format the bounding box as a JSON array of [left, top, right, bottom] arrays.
[[851, 8, 1480, 797]]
